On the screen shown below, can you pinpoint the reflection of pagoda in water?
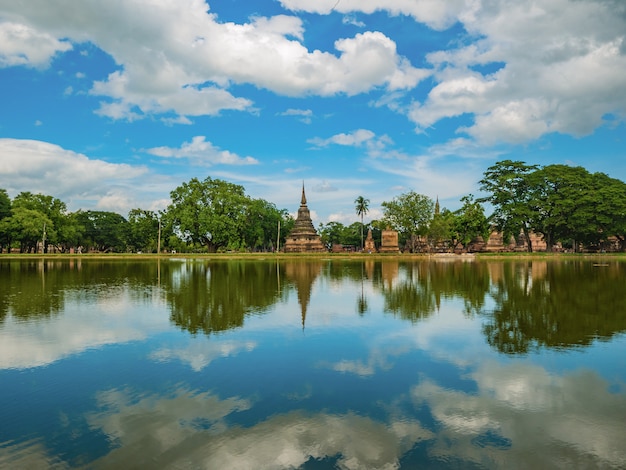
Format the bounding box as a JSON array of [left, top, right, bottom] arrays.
[[283, 184, 326, 253], [283, 261, 323, 328]]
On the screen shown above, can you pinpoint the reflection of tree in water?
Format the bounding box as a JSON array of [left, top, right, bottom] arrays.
[[483, 261, 626, 354], [166, 261, 283, 335], [282, 260, 323, 328], [381, 261, 491, 322], [0, 259, 166, 323], [0, 261, 66, 321]]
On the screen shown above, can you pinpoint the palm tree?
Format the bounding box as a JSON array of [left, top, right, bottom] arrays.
[[354, 196, 370, 251]]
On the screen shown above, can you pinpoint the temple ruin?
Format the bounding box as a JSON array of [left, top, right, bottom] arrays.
[[283, 184, 326, 253]]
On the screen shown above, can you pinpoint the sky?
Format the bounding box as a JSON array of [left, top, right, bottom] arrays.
[[0, 0, 625, 225]]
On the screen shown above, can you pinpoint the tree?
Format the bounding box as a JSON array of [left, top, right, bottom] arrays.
[[0, 189, 11, 252], [12, 192, 68, 253], [527, 165, 595, 250], [452, 195, 490, 251], [381, 191, 434, 252], [166, 177, 249, 252], [1, 207, 53, 253], [76, 210, 129, 252], [166, 177, 290, 253], [354, 196, 370, 251], [428, 207, 455, 251], [592, 172, 626, 251], [479, 160, 539, 252], [242, 199, 293, 251], [127, 209, 160, 253]]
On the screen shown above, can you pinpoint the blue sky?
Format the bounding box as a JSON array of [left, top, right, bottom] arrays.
[[1, 0, 625, 224]]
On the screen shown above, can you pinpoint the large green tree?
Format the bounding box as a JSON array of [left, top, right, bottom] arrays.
[[590, 172, 626, 251], [76, 210, 129, 252], [479, 160, 539, 252], [0, 206, 53, 253], [527, 165, 595, 250], [166, 177, 249, 252], [127, 209, 160, 253], [382, 191, 434, 252], [452, 195, 490, 251], [242, 199, 293, 251], [166, 177, 291, 253]]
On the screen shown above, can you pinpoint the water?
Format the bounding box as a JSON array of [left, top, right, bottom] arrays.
[[0, 258, 625, 469]]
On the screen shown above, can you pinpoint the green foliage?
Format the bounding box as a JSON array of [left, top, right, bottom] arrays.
[[0, 189, 12, 251], [381, 191, 434, 252], [127, 209, 160, 253], [0, 207, 53, 253], [480, 162, 626, 252], [452, 195, 490, 249], [428, 208, 455, 249], [76, 210, 129, 252], [166, 177, 292, 252], [479, 160, 539, 251], [318, 221, 362, 249]]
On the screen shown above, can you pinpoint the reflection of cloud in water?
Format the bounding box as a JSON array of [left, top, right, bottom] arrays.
[[86, 387, 433, 469], [150, 338, 257, 371], [411, 362, 626, 469], [0, 289, 169, 370], [0, 438, 70, 469]]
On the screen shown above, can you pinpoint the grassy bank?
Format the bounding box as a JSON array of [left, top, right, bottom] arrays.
[[3, 251, 626, 261]]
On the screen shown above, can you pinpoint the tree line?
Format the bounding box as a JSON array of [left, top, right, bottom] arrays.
[[0, 177, 294, 254], [1, 160, 625, 253]]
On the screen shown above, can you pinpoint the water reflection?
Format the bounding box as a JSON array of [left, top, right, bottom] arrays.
[[1, 258, 626, 468], [483, 261, 626, 353], [164, 261, 284, 335], [411, 363, 626, 468]]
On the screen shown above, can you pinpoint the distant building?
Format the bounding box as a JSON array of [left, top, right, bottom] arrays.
[[364, 228, 376, 253], [283, 184, 326, 253], [379, 227, 400, 253]]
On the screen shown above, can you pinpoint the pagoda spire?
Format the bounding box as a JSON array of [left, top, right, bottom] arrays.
[[301, 181, 307, 205]]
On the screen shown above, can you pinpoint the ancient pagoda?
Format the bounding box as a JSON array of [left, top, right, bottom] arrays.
[[283, 184, 326, 253]]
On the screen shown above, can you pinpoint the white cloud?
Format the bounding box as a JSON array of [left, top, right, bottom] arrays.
[[279, 108, 313, 123], [282, 0, 626, 145], [0, 0, 428, 120], [146, 136, 258, 166], [0, 138, 174, 214], [280, 0, 468, 30], [308, 128, 376, 147], [312, 180, 338, 192], [409, 0, 626, 144], [0, 21, 71, 68]]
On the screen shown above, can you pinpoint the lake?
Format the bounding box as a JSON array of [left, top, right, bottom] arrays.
[[1, 257, 625, 469]]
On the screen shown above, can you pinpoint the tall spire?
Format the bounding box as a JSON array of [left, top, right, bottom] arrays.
[[301, 181, 307, 205]]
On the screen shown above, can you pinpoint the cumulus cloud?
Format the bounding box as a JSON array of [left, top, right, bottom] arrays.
[[0, 0, 428, 120], [282, 0, 626, 145], [146, 136, 258, 166], [280, 0, 467, 30], [410, 0, 626, 144], [0, 138, 150, 211], [0, 21, 71, 68]]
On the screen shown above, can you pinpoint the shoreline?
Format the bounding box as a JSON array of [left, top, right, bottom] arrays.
[[2, 252, 625, 261]]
